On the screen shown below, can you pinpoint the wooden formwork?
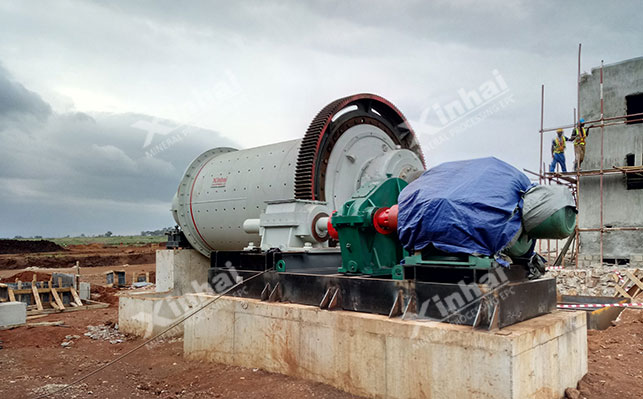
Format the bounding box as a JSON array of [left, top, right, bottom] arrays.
[[0, 274, 108, 315]]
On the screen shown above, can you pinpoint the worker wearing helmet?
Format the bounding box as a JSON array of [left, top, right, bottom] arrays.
[[570, 118, 593, 171], [549, 128, 569, 173]]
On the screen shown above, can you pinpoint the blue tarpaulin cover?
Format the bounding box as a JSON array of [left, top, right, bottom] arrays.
[[397, 157, 533, 263]]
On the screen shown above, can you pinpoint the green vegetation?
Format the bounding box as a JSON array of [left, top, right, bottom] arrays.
[[14, 235, 166, 248]]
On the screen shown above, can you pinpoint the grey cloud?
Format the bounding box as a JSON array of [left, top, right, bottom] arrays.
[[0, 63, 51, 121], [0, 67, 238, 237], [90, 1, 641, 56]]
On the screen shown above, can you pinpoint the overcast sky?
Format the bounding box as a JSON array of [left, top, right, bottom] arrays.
[[0, 1, 641, 237]]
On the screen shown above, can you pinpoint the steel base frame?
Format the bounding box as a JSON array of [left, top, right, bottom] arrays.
[[208, 267, 556, 329]]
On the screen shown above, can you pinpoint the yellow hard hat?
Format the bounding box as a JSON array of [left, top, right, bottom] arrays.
[[556, 128, 563, 133]]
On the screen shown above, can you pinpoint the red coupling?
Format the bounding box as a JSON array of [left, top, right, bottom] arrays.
[[373, 204, 398, 235], [327, 210, 339, 240]]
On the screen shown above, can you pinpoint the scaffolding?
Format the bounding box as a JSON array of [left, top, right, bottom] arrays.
[[532, 44, 643, 268]]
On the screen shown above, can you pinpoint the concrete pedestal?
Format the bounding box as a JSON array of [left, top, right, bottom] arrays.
[[183, 294, 587, 399], [155, 249, 210, 295], [119, 291, 210, 338], [79, 282, 91, 300], [118, 249, 211, 338]]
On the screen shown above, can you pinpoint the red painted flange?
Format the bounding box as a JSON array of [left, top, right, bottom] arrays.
[[373, 204, 398, 235]]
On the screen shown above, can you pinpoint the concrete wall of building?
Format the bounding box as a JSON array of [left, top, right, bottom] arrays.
[[577, 57, 643, 261]]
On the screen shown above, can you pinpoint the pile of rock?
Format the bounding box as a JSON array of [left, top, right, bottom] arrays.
[[84, 322, 126, 344], [548, 264, 637, 296]]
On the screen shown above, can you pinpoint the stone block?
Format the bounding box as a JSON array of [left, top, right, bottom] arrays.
[[0, 301, 27, 329]]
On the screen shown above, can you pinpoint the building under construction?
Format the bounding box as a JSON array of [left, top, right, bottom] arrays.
[[578, 57, 643, 266], [539, 55, 643, 268]]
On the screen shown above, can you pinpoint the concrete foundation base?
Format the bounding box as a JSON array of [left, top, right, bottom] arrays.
[[119, 249, 211, 338], [183, 294, 587, 399], [119, 291, 210, 338], [0, 301, 27, 329], [155, 249, 210, 295]]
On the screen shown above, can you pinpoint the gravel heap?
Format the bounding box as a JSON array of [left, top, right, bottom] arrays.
[[84, 322, 126, 344]]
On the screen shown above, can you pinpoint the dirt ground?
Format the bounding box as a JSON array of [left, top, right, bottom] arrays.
[[0, 242, 159, 270], [0, 244, 363, 399], [0, 306, 363, 399]]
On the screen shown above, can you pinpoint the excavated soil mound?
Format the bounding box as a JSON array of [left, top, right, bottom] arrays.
[[90, 285, 120, 305], [0, 271, 53, 283], [0, 239, 64, 254], [574, 292, 643, 398], [0, 243, 156, 270], [0, 252, 155, 270]]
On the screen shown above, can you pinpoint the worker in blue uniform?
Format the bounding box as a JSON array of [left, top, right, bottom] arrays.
[[549, 128, 569, 173]]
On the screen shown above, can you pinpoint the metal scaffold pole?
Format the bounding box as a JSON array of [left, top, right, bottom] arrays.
[[599, 60, 605, 265], [539, 84, 544, 256], [574, 43, 582, 268], [540, 84, 544, 184]]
